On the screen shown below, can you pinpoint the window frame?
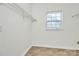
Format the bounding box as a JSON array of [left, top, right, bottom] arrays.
[[46, 11, 63, 31]]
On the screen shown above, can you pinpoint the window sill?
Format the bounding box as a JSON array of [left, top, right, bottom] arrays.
[[46, 29, 64, 31]]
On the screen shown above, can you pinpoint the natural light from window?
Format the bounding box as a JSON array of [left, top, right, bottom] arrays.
[[46, 11, 63, 30]]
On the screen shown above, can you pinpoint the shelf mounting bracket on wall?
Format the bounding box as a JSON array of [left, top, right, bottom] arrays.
[[72, 13, 79, 18]]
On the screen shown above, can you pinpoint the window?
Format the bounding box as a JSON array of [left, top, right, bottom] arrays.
[[46, 11, 63, 30]]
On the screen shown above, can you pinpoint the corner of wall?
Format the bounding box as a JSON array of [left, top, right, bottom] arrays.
[[21, 44, 32, 56]]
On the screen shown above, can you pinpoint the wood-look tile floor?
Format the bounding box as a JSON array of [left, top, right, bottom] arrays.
[[25, 46, 79, 56]]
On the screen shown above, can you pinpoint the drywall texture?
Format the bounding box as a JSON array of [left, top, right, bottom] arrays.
[[32, 3, 79, 50], [0, 4, 32, 56]]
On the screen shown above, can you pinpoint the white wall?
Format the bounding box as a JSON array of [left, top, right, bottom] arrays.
[[32, 3, 79, 50], [0, 4, 32, 56], [0, 3, 79, 56], [18, 3, 32, 15]]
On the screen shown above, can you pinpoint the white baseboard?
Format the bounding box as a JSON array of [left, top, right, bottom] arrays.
[[32, 43, 79, 50], [21, 43, 79, 56], [21, 45, 32, 56]]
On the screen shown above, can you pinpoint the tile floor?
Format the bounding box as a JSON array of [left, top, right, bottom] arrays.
[[25, 46, 79, 56]]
